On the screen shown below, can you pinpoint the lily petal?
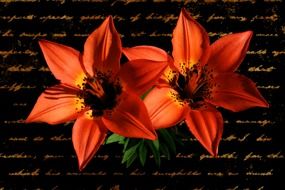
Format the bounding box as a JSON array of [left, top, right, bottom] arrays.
[[207, 73, 269, 112], [102, 91, 157, 140], [26, 84, 80, 124], [144, 86, 187, 129], [83, 16, 121, 77], [122, 45, 170, 62], [185, 105, 223, 156], [72, 114, 107, 171], [39, 40, 83, 86], [119, 59, 168, 96], [172, 8, 209, 73], [207, 31, 253, 72]]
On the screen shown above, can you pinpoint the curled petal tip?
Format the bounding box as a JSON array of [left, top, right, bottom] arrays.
[[245, 30, 253, 37], [181, 7, 189, 15], [143, 127, 158, 141], [180, 8, 193, 21], [24, 117, 32, 124], [38, 39, 46, 44], [212, 149, 218, 157], [208, 146, 218, 157], [78, 161, 86, 171], [78, 163, 83, 171], [38, 39, 55, 48], [38, 39, 49, 49], [106, 15, 115, 27], [241, 30, 253, 43], [261, 100, 270, 108], [146, 131, 158, 141]]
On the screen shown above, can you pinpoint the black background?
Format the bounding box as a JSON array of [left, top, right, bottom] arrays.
[[0, 0, 284, 189]]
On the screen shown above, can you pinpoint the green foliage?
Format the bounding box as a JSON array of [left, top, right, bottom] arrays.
[[160, 142, 171, 160], [146, 140, 161, 167], [122, 143, 139, 167], [159, 128, 176, 154], [105, 133, 125, 144], [104, 126, 184, 168], [138, 141, 147, 166]]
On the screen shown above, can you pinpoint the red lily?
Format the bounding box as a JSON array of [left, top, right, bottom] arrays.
[[123, 9, 269, 156], [26, 16, 167, 170]]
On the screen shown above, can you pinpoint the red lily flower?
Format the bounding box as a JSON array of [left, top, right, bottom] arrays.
[[123, 9, 269, 156], [26, 16, 167, 170]]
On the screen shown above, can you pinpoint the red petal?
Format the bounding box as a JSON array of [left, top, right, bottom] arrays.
[[185, 106, 223, 156], [83, 16, 121, 77], [172, 8, 209, 74], [122, 45, 170, 62], [72, 115, 107, 171], [39, 40, 83, 86], [207, 31, 253, 72], [102, 92, 157, 140], [144, 86, 187, 129], [207, 73, 269, 112], [119, 59, 168, 96], [26, 84, 80, 124]]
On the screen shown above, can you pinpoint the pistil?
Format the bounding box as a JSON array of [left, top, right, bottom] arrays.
[[86, 79, 105, 98]]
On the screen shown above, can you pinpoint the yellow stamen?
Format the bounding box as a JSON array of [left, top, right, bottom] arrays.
[[75, 73, 87, 90], [162, 66, 177, 82], [75, 97, 85, 111], [85, 110, 94, 120]]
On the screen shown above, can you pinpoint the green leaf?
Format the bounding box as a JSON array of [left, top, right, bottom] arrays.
[[159, 129, 176, 154], [153, 139, 159, 150], [126, 152, 137, 168], [169, 128, 185, 146], [138, 141, 147, 166], [122, 143, 139, 164], [105, 133, 125, 144], [123, 138, 130, 153], [118, 140, 125, 145], [146, 141, 161, 167], [160, 142, 170, 160]]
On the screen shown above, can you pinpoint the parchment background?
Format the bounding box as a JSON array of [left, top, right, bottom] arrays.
[[0, 0, 284, 189]]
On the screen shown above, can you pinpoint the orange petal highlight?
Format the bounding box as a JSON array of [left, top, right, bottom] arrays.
[[207, 31, 253, 73], [119, 59, 168, 96], [185, 106, 223, 156], [122, 45, 170, 62], [172, 8, 209, 73], [207, 73, 269, 112], [102, 91, 157, 140], [83, 16, 122, 77], [72, 115, 107, 171], [26, 85, 80, 124], [38, 40, 83, 86], [144, 86, 187, 129]]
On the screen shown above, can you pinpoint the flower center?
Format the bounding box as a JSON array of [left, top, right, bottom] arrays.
[[169, 65, 212, 107], [77, 73, 122, 117]]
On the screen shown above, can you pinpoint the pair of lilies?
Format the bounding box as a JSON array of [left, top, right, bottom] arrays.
[[26, 9, 268, 170]]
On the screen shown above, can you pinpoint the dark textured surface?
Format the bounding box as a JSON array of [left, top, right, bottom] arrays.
[[0, 1, 284, 189]]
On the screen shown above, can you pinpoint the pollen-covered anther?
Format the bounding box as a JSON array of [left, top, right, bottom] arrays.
[[75, 97, 85, 112], [169, 90, 185, 105], [165, 69, 178, 83], [180, 62, 187, 75]]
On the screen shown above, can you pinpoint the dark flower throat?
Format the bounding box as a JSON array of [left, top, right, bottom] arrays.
[[79, 74, 122, 117]]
